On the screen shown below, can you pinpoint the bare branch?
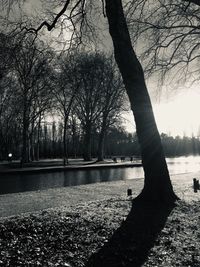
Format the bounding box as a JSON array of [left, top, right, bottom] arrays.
[[126, 0, 200, 85], [23, 0, 71, 34]]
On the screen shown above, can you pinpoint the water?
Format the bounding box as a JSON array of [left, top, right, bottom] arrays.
[[166, 156, 200, 174], [0, 156, 200, 195]]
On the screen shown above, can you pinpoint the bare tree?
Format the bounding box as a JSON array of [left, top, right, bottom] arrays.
[[125, 0, 200, 86], [0, 33, 23, 159], [0, 76, 21, 159], [73, 53, 106, 161], [96, 56, 125, 161], [0, 0, 178, 203], [52, 53, 80, 165], [10, 36, 53, 165], [104, 0, 177, 203], [0, 33, 11, 80]]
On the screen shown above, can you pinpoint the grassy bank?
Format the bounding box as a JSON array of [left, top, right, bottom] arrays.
[[0, 197, 200, 266], [0, 171, 199, 218], [0, 179, 143, 218], [0, 172, 200, 266]]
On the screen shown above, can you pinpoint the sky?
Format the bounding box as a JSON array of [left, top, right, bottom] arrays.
[[154, 90, 200, 137], [124, 88, 200, 137]]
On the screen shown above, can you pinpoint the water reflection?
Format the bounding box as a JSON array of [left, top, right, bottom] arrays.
[[1, 156, 200, 195], [166, 156, 200, 174], [0, 167, 144, 195]]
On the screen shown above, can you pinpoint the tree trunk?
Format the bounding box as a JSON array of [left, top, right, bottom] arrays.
[[21, 106, 29, 166], [97, 120, 107, 162], [105, 0, 178, 203], [36, 114, 41, 161], [97, 131, 105, 162], [63, 116, 69, 165], [30, 120, 35, 161], [72, 117, 78, 158], [52, 121, 56, 158], [83, 123, 92, 161]]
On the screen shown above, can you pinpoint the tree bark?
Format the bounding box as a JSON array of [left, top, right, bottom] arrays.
[[30, 120, 35, 161], [97, 120, 107, 162], [36, 114, 41, 161], [72, 117, 78, 158], [21, 105, 29, 166], [83, 123, 92, 161], [63, 116, 69, 165], [97, 131, 105, 162], [52, 121, 56, 158], [105, 0, 178, 203]]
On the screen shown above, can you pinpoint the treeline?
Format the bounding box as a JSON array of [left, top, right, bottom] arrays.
[[161, 133, 200, 156], [0, 33, 126, 164], [106, 132, 200, 157], [3, 122, 140, 160], [1, 33, 200, 163]]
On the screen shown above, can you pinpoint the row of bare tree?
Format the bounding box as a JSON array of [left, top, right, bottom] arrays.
[[0, 34, 126, 164], [3, 0, 196, 202]]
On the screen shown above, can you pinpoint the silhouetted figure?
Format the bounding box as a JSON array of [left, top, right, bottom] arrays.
[[113, 157, 117, 163]]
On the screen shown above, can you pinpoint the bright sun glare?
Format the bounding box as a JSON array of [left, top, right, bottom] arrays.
[[154, 90, 200, 136], [124, 90, 200, 137]]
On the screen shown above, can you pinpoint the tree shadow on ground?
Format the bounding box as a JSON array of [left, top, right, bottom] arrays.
[[86, 200, 175, 267]]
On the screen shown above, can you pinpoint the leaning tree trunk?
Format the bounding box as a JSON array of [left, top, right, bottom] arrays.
[[105, 0, 178, 203]]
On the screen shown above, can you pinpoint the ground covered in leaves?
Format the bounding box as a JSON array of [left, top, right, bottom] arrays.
[[0, 197, 199, 266]]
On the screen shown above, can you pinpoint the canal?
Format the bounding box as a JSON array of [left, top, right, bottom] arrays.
[[0, 156, 200, 194]]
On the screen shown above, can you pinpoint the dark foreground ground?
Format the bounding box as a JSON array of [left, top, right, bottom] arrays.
[[0, 170, 200, 266], [0, 197, 199, 267]]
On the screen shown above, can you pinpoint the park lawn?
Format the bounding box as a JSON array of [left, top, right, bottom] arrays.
[[0, 196, 199, 267]]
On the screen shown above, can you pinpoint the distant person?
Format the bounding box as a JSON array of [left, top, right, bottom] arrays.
[[113, 157, 117, 163]]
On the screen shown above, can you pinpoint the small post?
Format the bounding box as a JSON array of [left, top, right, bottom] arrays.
[[127, 188, 132, 196], [197, 180, 200, 190], [193, 178, 198, 193]]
